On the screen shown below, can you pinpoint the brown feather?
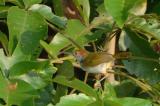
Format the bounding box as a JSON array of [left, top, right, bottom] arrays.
[[82, 52, 115, 67]]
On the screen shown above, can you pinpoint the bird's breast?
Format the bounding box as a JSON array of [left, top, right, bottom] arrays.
[[81, 63, 107, 73]]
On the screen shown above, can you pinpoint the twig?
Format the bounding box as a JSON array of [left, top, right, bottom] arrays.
[[106, 70, 156, 98], [51, 55, 74, 63]]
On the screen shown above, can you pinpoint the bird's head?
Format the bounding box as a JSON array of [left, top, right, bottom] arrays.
[[74, 49, 88, 62]]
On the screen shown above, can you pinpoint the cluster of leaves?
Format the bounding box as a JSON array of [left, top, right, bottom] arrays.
[[0, 0, 160, 106]]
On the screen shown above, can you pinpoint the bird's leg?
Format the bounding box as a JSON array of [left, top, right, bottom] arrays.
[[84, 72, 89, 83]]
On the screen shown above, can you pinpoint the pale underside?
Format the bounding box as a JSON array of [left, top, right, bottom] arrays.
[[81, 63, 108, 73]]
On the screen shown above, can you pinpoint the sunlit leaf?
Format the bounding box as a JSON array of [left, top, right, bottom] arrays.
[[105, 97, 152, 106], [7, 6, 47, 57], [29, 4, 66, 28], [56, 93, 95, 106], [104, 0, 138, 28], [42, 19, 103, 56], [129, 0, 147, 15], [0, 49, 10, 76]]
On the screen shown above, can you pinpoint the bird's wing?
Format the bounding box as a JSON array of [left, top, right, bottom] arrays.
[[82, 52, 115, 67]]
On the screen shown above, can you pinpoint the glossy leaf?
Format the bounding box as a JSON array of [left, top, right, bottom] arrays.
[[29, 4, 66, 29], [47, 33, 69, 57], [119, 28, 160, 83], [0, 49, 10, 76], [9, 60, 49, 77], [7, 6, 47, 56], [53, 75, 98, 99], [104, 0, 137, 28], [17, 74, 47, 89], [56, 93, 95, 106]]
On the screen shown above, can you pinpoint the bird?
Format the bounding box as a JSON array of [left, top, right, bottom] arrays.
[[74, 49, 115, 73]]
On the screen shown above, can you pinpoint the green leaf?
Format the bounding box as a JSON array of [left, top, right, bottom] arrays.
[[7, 6, 47, 56], [17, 74, 47, 89], [29, 4, 66, 29], [0, 0, 5, 5], [104, 0, 137, 28], [42, 19, 86, 56], [9, 0, 24, 7], [0, 31, 8, 55], [35, 85, 55, 106], [9, 60, 49, 77], [53, 75, 98, 99], [65, 20, 86, 39], [43, 19, 103, 56], [15, 66, 56, 92], [0, 49, 10, 76], [119, 28, 160, 83], [0, 6, 10, 18], [23, 0, 42, 8], [45, 33, 69, 57], [73, 0, 90, 24], [56, 61, 74, 79], [56, 93, 95, 106], [54, 85, 68, 104], [54, 61, 74, 103], [128, 15, 160, 40], [103, 83, 117, 99], [106, 97, 152, 106], [10, 44, 32, 64], [52, 0, 64, 16], [104, 99, 122, 106], [0, 72, 38, 106], [129, 0, 147, 15], [39, 65, 57, 79], [114, 80, 138, 97]]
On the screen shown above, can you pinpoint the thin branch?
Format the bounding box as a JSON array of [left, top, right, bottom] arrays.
[[51, 55, 74, 63]]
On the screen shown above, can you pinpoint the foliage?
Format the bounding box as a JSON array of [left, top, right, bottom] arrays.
[[0, 0, 160, 106]]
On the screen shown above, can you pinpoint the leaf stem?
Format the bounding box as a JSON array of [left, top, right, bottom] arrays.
[[51, 55, 74, 63]]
